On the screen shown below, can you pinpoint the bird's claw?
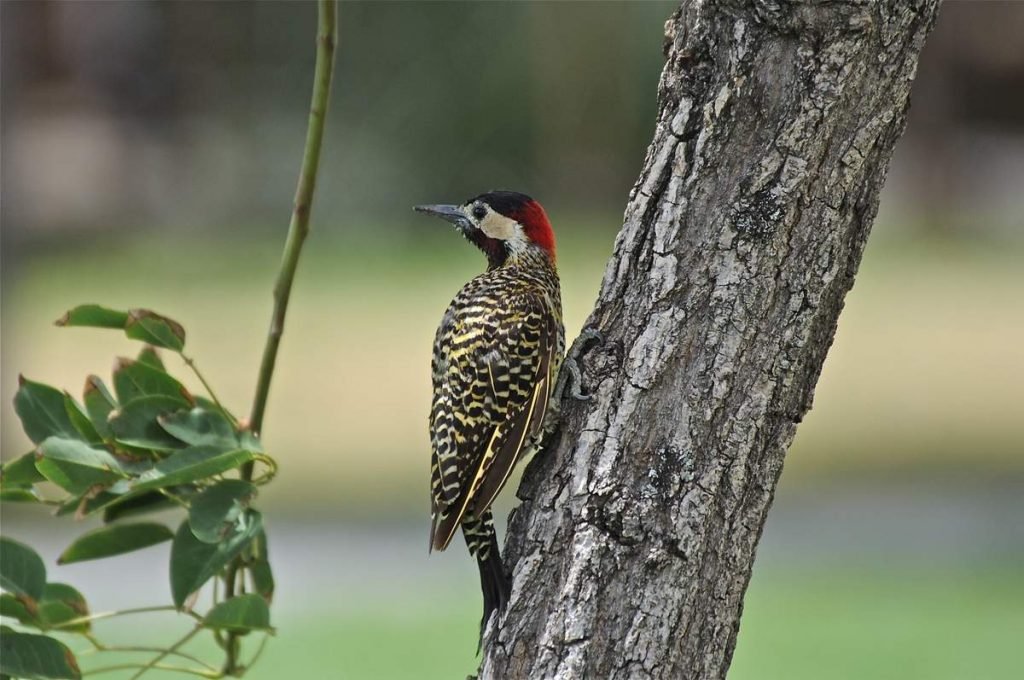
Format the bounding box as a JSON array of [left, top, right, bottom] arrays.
[[557, 327, 604, 404]]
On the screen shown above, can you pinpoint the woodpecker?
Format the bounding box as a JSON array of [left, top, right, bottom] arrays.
[[415, 190, 566, 643]]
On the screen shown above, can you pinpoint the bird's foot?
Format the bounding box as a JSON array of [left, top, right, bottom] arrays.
[[554, 327, 604, 405]]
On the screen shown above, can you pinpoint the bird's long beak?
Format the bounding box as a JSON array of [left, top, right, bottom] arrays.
[[414, 204, 471, 230]]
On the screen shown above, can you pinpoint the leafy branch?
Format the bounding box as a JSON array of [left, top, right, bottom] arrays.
[[1, 312, 275, 679], [0, 2, 338, 678]]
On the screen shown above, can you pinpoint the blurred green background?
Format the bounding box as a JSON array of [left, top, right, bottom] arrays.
[[2, 2, 1022, 679]]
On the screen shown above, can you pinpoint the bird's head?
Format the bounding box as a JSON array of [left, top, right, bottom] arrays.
[[415, 190, 556, 268]]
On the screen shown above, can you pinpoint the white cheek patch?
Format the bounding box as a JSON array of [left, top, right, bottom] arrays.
[[479, 212, 522, 241]]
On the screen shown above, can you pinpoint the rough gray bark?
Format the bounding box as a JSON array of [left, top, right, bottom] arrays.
[[480, 1, 940, 678]]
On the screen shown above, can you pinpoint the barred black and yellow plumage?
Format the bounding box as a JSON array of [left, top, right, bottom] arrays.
[[416, 191, 564, 642]]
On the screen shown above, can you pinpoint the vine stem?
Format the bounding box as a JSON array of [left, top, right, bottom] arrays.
[[80, 645, 217, 673], [50, 605, 202, 631], [222, 0, 338, 675], [246, 0, 338, 441], [87, 662, 218, 679], [181, 354, 237, 426], [128, 626, 204, 680], [244, 634, 271, 670]]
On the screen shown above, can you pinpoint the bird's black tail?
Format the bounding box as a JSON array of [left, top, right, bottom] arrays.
[[462, 510, 510, 650]]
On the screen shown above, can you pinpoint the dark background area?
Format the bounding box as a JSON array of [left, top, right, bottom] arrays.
[[4, 1, 1023, 248]]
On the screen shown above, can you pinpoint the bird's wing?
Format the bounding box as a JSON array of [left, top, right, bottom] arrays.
[[429, 330, 494, 549], [470, 310, 556, 517], [429, 294, 556, 552], [429, 301, 506, 551]]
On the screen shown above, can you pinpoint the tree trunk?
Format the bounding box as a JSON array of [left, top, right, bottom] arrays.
[[480, 1, 941, 678]]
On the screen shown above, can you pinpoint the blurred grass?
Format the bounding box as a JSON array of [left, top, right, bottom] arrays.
[[64, 598, 482, 680], [63, 566, 1023, 679], [3, 225, 1023, 519], [731, 565, 1024, 680]]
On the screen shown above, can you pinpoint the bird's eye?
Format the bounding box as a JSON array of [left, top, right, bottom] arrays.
[[472, 204, 487, 220]]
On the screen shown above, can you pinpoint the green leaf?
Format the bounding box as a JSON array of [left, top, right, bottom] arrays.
[[0, 537, 46, 601], [238, 429, 264, 454], [58, 523, 172, 565], [82, 376, 116, 440], [1, 453, 46, 487], [125, 309, 186, 352], [13, 378, 81, 445], [136, 345, 165, 371], [189, 480, 256, 544], [170, 512, 262, 608], [55, 305, 186, 353], [55, 304, 129, 330], [194, 396, 237, 424], [35, 438, 127, 495], [248, 532, 274, 603], [112, 359, 191, 406], [54, 492, 117, 518], [202, 594, 271, 634], [56, 481, 186, 520], [158, 407, 237, 449], [38, 584, 89, 633], [63, 394, 101, 445], [133, 447, 256, 493], [109, 395, 190, 451], [0, 489, 41, 504], [0, 593, 37, 626], [0, 629, 81, 679], [102, 490, 180, 523]]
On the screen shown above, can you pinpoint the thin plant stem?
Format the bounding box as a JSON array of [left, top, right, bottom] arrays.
[[249, 454, 278, 485], [128, 626, 203, 680], [158, 488, 190, 507], [222, 1, 338, 674], [86, 662, 219, 678], [83, 633, 105, 649], [80, 646, 217, 672], [245, 634, 271, 670], [50, 605, 201, 631], [246, 0, 338, 441], [181, 354, 238, 426]]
